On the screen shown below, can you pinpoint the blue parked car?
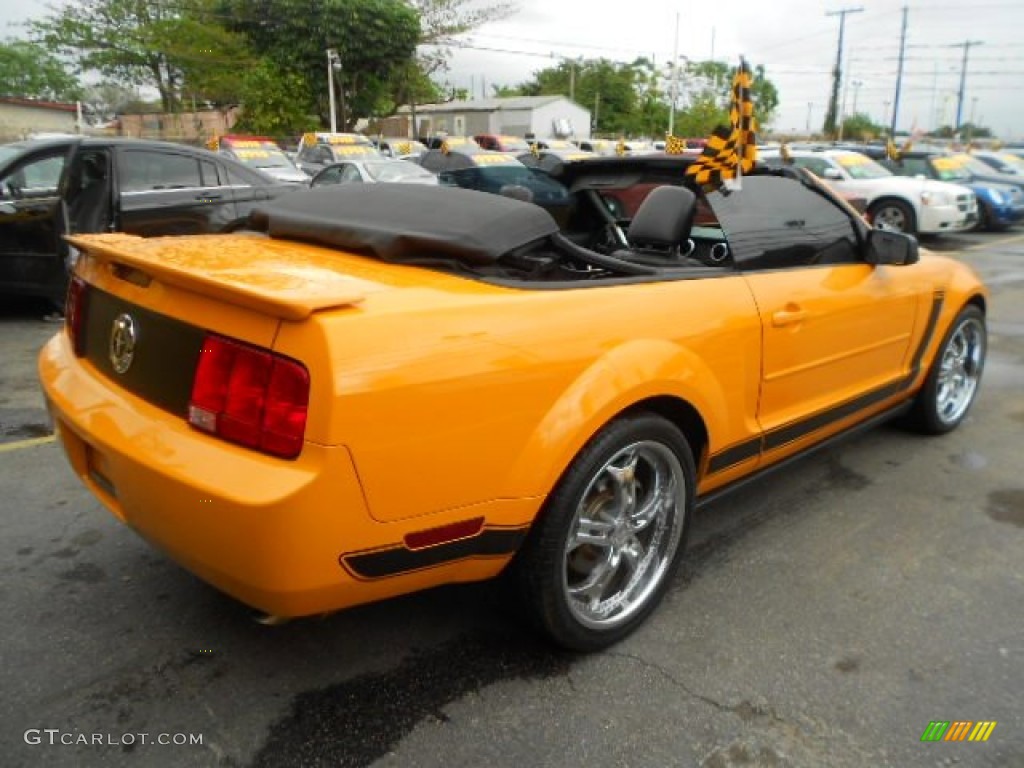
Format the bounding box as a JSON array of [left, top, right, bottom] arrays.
[[864, 148, 1024, 231]]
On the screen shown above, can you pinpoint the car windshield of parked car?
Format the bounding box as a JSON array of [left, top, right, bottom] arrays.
[[834, 153, 892, 180], [363, 161, 434, 182], [930, 156, 973, 182], [328, 145, 379, 162], [992, 153, 1024, 174], [448, 164, 570, 202], [229, 143, 296, 171], [497, 136, 531, 152], [951, 153, 997, 176]]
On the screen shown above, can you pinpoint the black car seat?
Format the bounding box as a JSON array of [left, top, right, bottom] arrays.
[[614, 185, 697, 266], [68, 153, 112, 234]]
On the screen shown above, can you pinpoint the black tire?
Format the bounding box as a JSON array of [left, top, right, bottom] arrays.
[[869, 199, 917, 234], [905, 305, 986, 434], [515, 413, 695, 651]]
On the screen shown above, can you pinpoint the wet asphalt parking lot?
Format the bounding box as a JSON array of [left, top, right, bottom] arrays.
[[2, 229, 1023, 768]]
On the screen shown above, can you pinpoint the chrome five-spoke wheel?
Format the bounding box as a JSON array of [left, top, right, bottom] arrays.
[[564, 440, 686, 630], [907, 305, 986, 434], [516, 414, 695, 651], [934, 313, 985, 426]]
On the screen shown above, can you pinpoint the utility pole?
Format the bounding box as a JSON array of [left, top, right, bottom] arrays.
[[952, 40, 984, 134], [806, 102, 813, 134], [326, 48, 339, 133], [668, 12, 680, 137], [890, 5, 908, 137], [824, 6, 863, 137]]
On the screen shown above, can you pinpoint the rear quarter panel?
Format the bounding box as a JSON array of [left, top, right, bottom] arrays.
[[273, 272, 764, 524]]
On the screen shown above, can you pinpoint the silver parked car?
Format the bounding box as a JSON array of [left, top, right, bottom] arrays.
[[309, 158, 439, 187]]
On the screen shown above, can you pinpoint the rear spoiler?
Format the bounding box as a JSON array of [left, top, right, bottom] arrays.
[[67, 234, 365, 322]]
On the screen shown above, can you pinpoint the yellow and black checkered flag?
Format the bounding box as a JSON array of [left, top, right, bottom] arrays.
[[616, 138, 627, 156], [530, 141, 540, 158], [885, 137, 900, 161], [686, 58, 757, 189], [440, 140, 451, 155], [206, 136, 220, 151], [665, 133, 686, 155]]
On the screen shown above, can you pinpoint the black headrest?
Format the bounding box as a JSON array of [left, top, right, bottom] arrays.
[[628, 186, 697, 248]]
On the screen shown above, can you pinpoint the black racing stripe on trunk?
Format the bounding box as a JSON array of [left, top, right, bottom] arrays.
[[82, 285, 206, 417], [341, 527, 528, 580]]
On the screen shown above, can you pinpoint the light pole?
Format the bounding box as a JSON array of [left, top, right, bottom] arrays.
[[806, 102, 814, 134], [326, 48, 340, 132], [668, 12, 680, 137], [883, 100, 891, 132], [851, 79, 863, 116]]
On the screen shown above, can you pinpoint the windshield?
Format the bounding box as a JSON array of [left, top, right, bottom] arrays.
[[835, 153, 892, 180], [449, 165, 570, 203], [498, 136, 531, 152], [931, 156, 972, 182], [952, 153, 996, 176], [328, 145, 378, 161], [227, 142, 296, 170], [363, 161, 433, 182], [995, 153, 1024, 173]]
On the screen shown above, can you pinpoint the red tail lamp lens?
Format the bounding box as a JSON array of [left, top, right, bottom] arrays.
[[188, 334, 310, 459]]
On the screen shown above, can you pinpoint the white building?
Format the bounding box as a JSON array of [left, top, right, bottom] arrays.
[[0, 97, 81, 141], [394, 96, 591, 140]]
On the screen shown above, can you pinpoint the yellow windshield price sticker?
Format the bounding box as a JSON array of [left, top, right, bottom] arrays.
[[472, 154, 517, 165], [564, 153, 592, 161], [235, 149, 271, 159], [230, 140, 263, 148], [547, 141, 574, 150], [328, 135, 359, 144], [837, 154, 870, 166], [934, 157, 960, 170], [333, 146, 374, 156]]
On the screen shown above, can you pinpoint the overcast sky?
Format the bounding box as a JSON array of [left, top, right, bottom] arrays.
[[4, 0, 1024, 139]]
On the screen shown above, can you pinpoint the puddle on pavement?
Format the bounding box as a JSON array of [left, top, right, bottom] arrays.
[[987, 489, 1024, 528], [0, 407, 53, 441], [252, 629, 571, 767]]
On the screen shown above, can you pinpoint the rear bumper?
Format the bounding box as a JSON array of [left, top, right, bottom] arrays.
[[38, 331, 515, 616]]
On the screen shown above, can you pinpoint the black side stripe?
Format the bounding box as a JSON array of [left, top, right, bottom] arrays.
[[708, 290, 945, 473], [901, 290, 945, 391], [341, 527, 528, 580]]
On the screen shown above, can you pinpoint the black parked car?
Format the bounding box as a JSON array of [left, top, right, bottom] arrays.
[[0, 137, 296, 307]]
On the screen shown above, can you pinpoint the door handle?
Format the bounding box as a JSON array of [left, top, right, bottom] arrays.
[[772, 307, 808, 327], [197, 194, 223, 201]]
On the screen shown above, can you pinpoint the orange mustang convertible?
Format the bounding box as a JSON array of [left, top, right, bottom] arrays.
[[39, 156, 988, 651]]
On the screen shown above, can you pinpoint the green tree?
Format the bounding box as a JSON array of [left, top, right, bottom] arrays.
[[219, 0, 420, 129], [0, 40, 82, 101], [515, 58, 641, 136], [840, 113, 884, 141], [678, 59, 778, 134], [30, 0, 250, 112], [232, 61, 315, 136]]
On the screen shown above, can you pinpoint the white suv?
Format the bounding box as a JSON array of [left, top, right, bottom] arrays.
[[761, 148, 977, 236]]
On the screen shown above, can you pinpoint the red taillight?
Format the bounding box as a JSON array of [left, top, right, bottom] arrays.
[[188, 334, 310, 459], [65, 276, 88, 356]]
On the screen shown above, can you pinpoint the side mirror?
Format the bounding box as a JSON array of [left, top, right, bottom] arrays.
[[866, 227, 919, 266], [823, 167, 843, 180]]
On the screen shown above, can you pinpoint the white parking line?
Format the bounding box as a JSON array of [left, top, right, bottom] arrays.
[[0, 435, 56, 453]]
